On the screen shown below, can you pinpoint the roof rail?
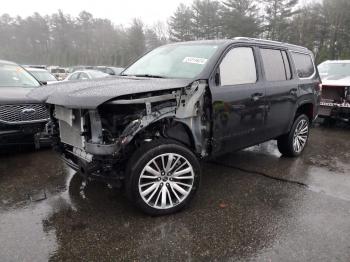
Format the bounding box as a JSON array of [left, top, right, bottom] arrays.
[[233, 37, 308, 50]]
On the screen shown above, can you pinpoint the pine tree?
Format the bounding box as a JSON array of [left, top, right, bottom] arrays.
[[262, 0, 298, 41], [221, 0, 261, 38], [287, 3, 326, 61], [168, 4, 195, 42], [145, 28, 163, 51], [192, 0, 222, 39], [126, 19, 146, 64], [322, 0, 350, 59]]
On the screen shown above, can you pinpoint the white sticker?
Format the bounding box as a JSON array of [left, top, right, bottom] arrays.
[[183, 57, 208, 65]]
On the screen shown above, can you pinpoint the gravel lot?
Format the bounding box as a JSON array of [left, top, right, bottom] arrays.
[[1, 125, 350, 261]]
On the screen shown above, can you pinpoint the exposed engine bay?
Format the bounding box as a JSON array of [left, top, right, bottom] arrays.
[[48, 81, 212, 185]]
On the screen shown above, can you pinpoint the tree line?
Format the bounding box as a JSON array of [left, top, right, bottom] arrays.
[[0, 0, 349, 67], [0, 11, 167, 67], [169, 0, 350, 63]]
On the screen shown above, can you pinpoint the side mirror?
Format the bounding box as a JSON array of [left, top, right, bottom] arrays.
[[40, 81, 47, 85]]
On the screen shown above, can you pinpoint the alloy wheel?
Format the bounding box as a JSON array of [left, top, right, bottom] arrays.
[[138, 153, 194, 209], [293, 119, 309, 153]]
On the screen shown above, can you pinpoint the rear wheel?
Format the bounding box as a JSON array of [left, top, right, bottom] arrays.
[[277, 114, 310, 157], [125, 139, 201, 216]]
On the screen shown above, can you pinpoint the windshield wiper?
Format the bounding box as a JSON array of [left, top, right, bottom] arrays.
[[132, 74, 166, 79]]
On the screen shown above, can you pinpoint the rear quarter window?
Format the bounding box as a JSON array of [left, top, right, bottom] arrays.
[[291, 52, 315, 78]]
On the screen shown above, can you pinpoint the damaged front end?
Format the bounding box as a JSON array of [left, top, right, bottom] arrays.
[[319, 85, 350, 123], [48, 80, 212, 185]]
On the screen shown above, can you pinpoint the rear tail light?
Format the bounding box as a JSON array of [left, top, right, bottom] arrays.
[[315, 82, 322, 92]]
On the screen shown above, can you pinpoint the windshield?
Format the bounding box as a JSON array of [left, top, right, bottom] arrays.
[[30, 71, 57, 82], [318, 62, 350, 78], [0, 64, 41, 88], [123, 44, 219, 79]]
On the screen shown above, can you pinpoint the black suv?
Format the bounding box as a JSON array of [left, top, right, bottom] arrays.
[[30, 38, 321, 215], [0, 60, 49, 146]]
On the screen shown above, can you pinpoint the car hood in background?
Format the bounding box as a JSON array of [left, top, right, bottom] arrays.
[[0, 87, 42, 105], [321, 75, 350, 87], [28, 76, 193, 109]]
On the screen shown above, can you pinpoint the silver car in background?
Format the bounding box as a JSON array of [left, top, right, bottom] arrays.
[[64, 70, 110, 81]]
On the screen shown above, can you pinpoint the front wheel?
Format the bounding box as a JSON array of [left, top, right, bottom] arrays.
[[125, 139, 201, 216], [277, 114, 310, 157]]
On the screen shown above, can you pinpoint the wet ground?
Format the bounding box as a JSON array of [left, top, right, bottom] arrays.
[[1, 125, 350, 261]]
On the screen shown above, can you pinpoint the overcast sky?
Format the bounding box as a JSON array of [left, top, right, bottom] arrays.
[[3, 0, 319, 26], [2, 0, 195, 26]]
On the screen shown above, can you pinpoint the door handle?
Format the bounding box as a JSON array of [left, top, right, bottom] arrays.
[[251, 93, 264, 101]]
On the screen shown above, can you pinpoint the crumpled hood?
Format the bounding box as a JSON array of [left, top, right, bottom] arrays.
[[28, 76, 193, 109], [321, 75, 350, 87], [0, 87, 41, 105]]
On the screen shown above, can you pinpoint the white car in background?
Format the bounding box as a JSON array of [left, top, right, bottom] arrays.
[[25, 67, 58, 85], [64, 70, 110, 81], [318, 60, 350, 122]]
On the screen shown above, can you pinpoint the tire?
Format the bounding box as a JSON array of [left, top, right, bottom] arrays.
[[277, 114, 310, 157], [125, 139, 201, 216]]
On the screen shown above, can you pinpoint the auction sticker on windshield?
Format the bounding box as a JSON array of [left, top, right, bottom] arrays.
[[183, 57, 208, 65]]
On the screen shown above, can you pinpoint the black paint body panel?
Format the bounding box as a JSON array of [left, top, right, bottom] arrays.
[[208, 41, 320, 156]]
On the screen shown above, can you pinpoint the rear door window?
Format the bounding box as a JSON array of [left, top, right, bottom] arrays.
[[291, 52, 315, 78], [219, 47, 257, 86], [260, 48, 287, 81]]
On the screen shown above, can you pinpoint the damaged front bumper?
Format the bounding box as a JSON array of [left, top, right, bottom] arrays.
[[51, 103, 177, 179], [319, 101, 350, 122], [51, 106, 118, 173]]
